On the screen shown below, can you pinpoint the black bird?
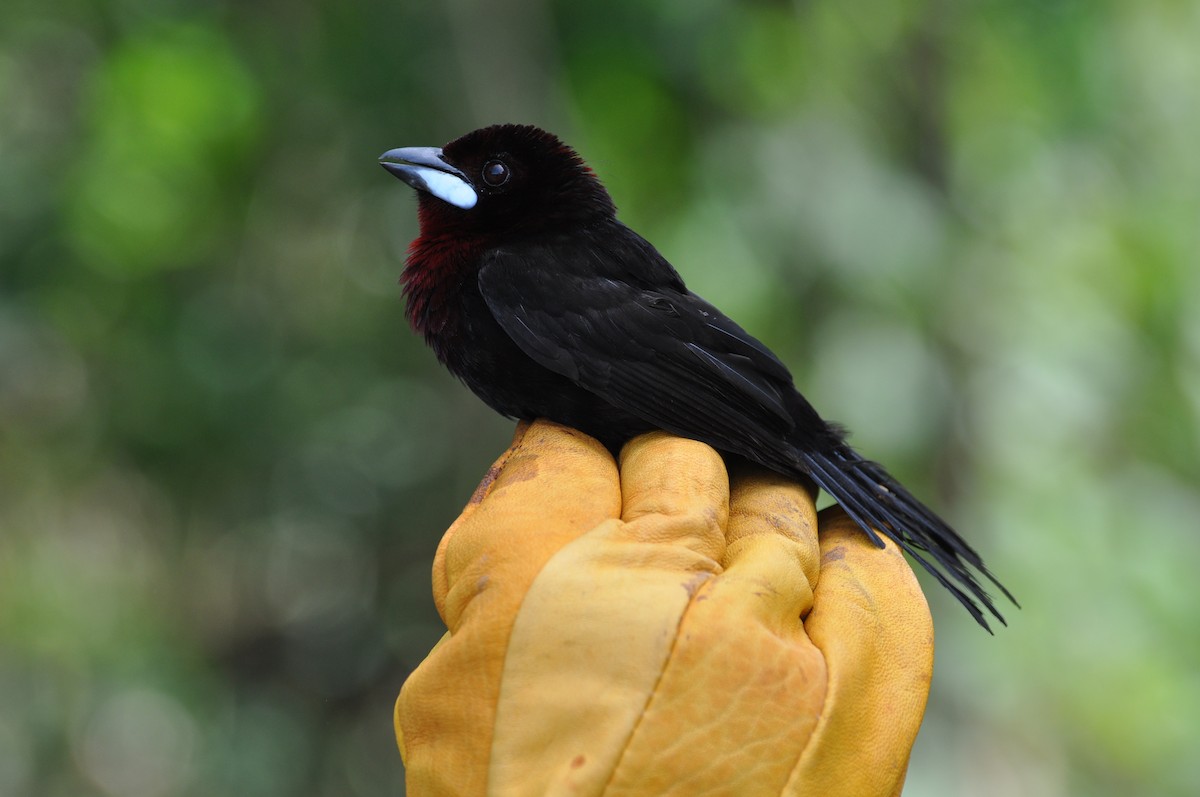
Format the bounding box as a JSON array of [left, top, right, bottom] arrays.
[[380, 123, 1013, 630]]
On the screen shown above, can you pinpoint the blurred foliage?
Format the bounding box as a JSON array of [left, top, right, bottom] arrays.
[[1, 0, 1198, 795]]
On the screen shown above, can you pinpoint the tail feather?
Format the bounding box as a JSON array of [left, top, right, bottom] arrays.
[[799, 446, 1014, 632]]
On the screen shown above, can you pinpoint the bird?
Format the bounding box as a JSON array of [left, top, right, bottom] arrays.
[[379, 123, 1014, 630]]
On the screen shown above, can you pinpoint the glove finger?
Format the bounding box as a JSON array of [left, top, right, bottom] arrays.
[[599, 469, 828, 797], [784, 506, 933, 797], [398, 420, 620, 797], [487, 433, 730, 794], [616, 431, 729, 565], [428, 419, 530, 606], [722, 466, 821, 624], [432, 419, 621, 628]]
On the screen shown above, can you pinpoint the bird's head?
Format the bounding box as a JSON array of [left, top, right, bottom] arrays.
[[380, 124, 616, 241]]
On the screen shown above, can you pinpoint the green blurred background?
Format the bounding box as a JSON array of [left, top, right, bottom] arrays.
[[2, 0, 1198, 794]]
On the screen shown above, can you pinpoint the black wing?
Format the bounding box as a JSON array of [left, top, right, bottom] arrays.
[[477, 230, 808, 472]]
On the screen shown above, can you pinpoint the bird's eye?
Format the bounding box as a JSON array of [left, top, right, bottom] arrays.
[[482, 160, 510, 187]]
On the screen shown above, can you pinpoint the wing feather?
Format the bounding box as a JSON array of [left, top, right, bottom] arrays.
[[478, 242, 799, 463]]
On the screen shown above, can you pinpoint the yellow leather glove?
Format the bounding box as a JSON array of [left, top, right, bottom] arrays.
[[396, 420, 933, 796]]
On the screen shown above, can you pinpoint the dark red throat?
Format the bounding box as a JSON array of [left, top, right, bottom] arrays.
[[400, 229, 486, 340]]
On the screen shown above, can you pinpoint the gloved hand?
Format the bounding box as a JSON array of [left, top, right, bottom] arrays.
[[396, 420, 933, 796]]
